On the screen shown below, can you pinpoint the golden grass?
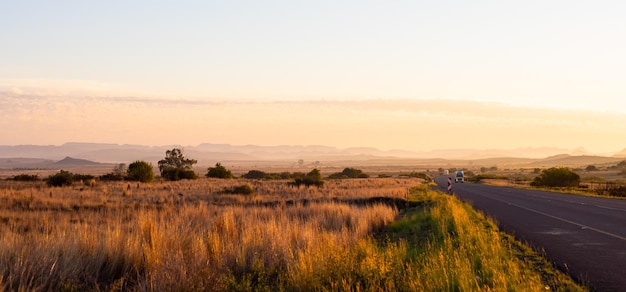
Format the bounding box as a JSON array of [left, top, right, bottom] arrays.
[[0, 178, 584, 291], [0, 178, 407, 291]]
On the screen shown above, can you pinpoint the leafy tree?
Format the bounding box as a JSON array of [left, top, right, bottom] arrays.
[[46, 170, 74, 187], [243, 170, 266, 179], [531, 167, 580, 187], [127, 160, 155, 183], [292, 168, 324, 187], [158, 148, 198, 180], [328, 167, 369, 179], [585, 165, 599, 171], [206, 163, 233, 179]]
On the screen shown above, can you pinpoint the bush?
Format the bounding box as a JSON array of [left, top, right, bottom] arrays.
[[243, 170, 266, 179], [291, 169, 324, 187], [46, 170, 74, 187], [11, 174, 39, 181], [206, 163, 233, 179], [328, 168, 369, 179], [531, 167, 580, 187], [127, 160, 155, 183]]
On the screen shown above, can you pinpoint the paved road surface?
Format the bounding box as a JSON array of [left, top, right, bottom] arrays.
[[435, 176, 626, 291]]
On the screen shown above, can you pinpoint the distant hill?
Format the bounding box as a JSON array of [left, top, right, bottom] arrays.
[[614, 148, 626, 158], [51, 157, 103, 167], [0, 158, 54, 169], [529, 155, 624, 167], [0, 142, 623, 168]]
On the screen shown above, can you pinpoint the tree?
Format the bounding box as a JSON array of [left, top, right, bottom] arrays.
[[47, 170, 74, 187], [127, 160, 155, 183], [158, 148, 198, 180], [531, 167, 580, 187], [585, 165, 599, 172], [206, 163, 233, 179]]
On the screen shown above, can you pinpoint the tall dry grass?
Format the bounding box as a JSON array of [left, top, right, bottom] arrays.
[[0, 178, 409, 291]]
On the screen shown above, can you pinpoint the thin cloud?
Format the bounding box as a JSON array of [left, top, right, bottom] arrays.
[[2, 91, 625, 153]]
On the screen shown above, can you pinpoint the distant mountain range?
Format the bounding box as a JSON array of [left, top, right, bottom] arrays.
[[0, 142, 625, 169]]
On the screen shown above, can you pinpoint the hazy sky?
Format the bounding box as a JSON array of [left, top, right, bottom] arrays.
[[1, 1, 626, 153]]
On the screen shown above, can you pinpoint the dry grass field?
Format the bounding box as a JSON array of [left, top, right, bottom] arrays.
[[0, 176, 584, 291]]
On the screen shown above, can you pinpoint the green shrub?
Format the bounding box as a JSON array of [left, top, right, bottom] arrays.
[[127, 160, 155, 183], [531, 167, 580, 187], [46, 170, 74, 187], [206, 163, 233, 179]]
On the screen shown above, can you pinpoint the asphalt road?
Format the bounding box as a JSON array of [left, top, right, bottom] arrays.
[[434, 176, 626, 291]]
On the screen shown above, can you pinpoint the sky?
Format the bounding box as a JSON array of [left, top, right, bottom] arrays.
[[1, 1, 626, 154]]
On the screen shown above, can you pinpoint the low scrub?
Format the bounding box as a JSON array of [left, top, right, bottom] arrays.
[[466, 173, 509, 183], [9, 174, 40, 182], [531, 167, 580, 188], [328, 167, 369, 179]]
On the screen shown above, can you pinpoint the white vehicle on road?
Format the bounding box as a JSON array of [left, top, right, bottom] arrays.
[[454, 170, 464, 183]]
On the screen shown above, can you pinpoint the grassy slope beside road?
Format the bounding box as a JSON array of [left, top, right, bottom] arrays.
[[381, 185, 585, 291]]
